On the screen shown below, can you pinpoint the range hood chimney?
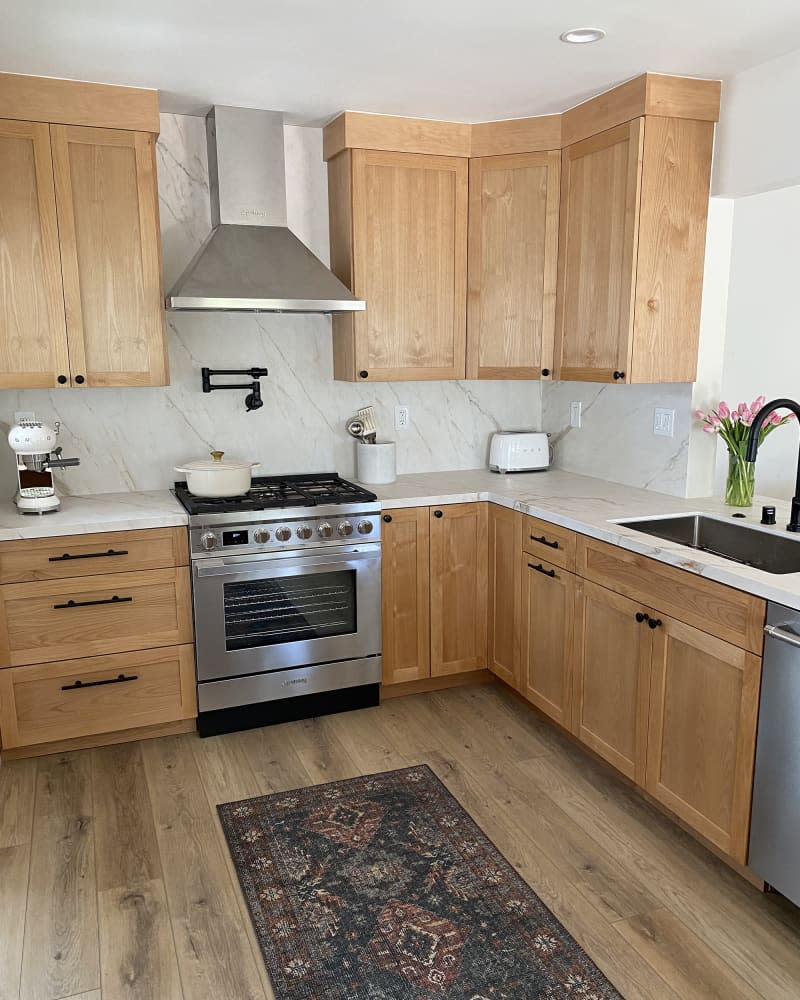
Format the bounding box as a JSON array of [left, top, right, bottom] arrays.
[[166, 106, 364, 313]]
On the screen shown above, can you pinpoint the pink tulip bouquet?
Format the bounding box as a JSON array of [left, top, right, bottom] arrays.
[[693, 396, 796, 506]]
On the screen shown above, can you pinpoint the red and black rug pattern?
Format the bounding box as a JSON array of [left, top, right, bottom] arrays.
[[218, 764, 622, 999]]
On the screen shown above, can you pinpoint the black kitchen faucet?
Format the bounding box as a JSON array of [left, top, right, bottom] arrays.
[[746, 398, 800, 533]]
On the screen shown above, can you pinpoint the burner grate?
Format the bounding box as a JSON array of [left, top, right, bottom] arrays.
[[174, 472, 377, 515]]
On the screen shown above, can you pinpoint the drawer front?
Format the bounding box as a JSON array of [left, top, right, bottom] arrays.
[[0, 645, 196, 749], [523, 515, 576, 570], [577, 536, 765, 653], [0, 527, 188, 584], [0, 567, 192, 667]]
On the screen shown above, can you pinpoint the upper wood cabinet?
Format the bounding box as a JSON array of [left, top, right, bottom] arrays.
[[0, 119, 70, 388], [467, 151, 560, 379], [51, 126, 168, 387], [0, 76, 168, 389], [430, 502, 488, 676], [555, 116, 714, 384], [328, 149, 468, 381]]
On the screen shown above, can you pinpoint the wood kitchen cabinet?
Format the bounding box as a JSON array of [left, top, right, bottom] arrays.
[[555, 116, 714, 384], [430, 502, 488, 676], [467, 151, 560, 379], [487, 504, 522, 688], [0, 76, 168, 389], [573, 580, 653, 784], [328, 149, 468, 381], [0, 118, 70, 387], [521, 557, 576, 727], [381, 508, 430, 685], [646, 616, 762, 862], [51, 125, 168, 386]]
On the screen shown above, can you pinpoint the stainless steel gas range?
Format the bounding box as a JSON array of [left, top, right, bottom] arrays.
[[174, 474, 381, 736]]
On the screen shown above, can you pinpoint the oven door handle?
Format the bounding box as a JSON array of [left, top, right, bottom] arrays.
[[193, 546, 381, 578]]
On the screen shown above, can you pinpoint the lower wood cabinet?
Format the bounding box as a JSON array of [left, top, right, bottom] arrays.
[[381, 503, 488, 686], [573, 580, 654, 784], [521, 557, 576, 729], [0, 645, 196, 750], [646, 617, 762, 862], [487, 504, 522, 688]]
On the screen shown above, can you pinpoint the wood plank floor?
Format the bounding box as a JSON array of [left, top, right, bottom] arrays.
[[2, 682, 800, 999]]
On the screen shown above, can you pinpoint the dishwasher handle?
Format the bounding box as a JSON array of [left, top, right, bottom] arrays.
[[764, 623, 800, 649]]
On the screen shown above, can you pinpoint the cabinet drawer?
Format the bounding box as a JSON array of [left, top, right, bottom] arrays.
[[0, 645, 196, 749], [0, 527, 188, 584], [523, 515, 576, 571], [577, 536, 765, 653], [0, 567, 192, 667]]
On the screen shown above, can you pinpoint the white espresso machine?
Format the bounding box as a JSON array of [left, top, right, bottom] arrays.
[[8, 419, 80, 513]]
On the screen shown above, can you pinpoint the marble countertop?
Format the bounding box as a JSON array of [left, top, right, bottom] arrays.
[[369, 468, 800, 611], [0, 491, 188, 541]]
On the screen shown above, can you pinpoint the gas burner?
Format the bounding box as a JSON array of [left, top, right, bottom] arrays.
[[174, 472, 377, 519]]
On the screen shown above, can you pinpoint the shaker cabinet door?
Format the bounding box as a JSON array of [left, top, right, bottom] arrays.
[[381, 508, 431, 686], [0, 118, 70, 388]]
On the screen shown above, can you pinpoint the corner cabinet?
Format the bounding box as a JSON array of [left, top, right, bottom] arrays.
[[555, 116, 714, 384], [467, 151, 560, 379], [381, 508, 431, 685], [328, 149, 468, 381], [0, 76, 168, 389]]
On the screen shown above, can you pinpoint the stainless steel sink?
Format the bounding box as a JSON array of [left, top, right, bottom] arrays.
[[617, 514, 800, 575]]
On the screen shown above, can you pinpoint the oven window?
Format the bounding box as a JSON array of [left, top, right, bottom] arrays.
[[223, 570, 357, 650]]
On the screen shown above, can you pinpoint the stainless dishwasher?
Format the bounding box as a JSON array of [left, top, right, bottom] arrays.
[[748, 601, 800, 907]]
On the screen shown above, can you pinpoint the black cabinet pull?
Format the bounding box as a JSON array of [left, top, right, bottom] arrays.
[[54, 595, 133, 610], [530, 534, 559, 549], [62, 672, 138, 691], [358, 370, 369, 379], [49, 548, 128, 563], [541, 368, 551, 377], [613, 371, 626, 381], [635, 612, 650, 623], [74, 374, 86, 384], [383, 514, 392, 523], [57, 374, 68, 385], [529, 562, 556, 578], [433, 510, 443, 518], [648, 618, 663, 630]]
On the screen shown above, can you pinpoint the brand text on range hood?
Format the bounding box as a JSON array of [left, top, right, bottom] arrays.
[[166, 107, 364, 314]]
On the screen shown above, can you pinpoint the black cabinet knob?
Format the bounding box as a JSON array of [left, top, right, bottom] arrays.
[[57, 374, 68, 385], [542, 368, 551, 377], [74, 375, 86, 385], [635, 612, 649, 623], [648, 618, 663, 630], [382, 514, 392, 523], [358, 370, 369, 379], [613, 371, 626, 381], [434, 510, 443, 518]]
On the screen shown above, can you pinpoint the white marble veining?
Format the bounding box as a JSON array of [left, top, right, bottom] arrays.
[[542, 382, 694, 497], [370, 467, 800, 611], [0, 113, 540, 500], [0, 492, 187, 542]]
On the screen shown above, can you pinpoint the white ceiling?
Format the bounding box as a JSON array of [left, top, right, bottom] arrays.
[[4, 0, 800, 122]]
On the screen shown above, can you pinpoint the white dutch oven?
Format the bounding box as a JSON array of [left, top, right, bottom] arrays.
[[175, 450, 260, 497]]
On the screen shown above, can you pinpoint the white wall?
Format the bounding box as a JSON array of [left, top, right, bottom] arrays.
[[715, 183, 800, 500], [0, 114, 540, 497]]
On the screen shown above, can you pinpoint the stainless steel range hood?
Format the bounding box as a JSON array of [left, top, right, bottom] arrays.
[[166, 107, 364, 314]]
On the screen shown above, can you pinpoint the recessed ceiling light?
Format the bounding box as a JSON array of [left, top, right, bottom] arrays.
[[560, 27, 606, 44]]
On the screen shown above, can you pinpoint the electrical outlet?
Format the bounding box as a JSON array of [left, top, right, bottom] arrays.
[[394, 405, 410, 430], [14, 411, 36, 425], [653, 407, 675, 437], [570, 401, 582, 428]]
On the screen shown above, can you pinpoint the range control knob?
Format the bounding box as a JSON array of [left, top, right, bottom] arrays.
[[338, 520, 353, 537], [318, 522, 333, 539], [253, 528, 271, 544], [275, 526, 291, 542], [296, 525, 313, 540], [357, 519, 374, 535], [200, 531, 218, 551]]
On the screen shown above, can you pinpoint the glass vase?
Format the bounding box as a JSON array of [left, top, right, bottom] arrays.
[[725, 451, 756, 507]]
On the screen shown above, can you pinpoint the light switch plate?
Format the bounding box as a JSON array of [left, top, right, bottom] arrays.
[[570, 401, 582, 428], [654, 407, 675, 437]]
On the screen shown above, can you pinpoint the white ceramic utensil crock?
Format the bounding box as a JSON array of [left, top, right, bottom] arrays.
[[174, 450, 260, 497]]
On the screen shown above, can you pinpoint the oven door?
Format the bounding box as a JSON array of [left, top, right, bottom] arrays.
[[192, 545, 381, 682]]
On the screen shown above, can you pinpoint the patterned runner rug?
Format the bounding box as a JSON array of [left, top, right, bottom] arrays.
[[218, 764, 622, 999]]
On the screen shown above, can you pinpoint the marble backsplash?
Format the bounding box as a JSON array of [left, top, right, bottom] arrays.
[[0, 113, 540, 497], [542, 381, 694, 497]]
